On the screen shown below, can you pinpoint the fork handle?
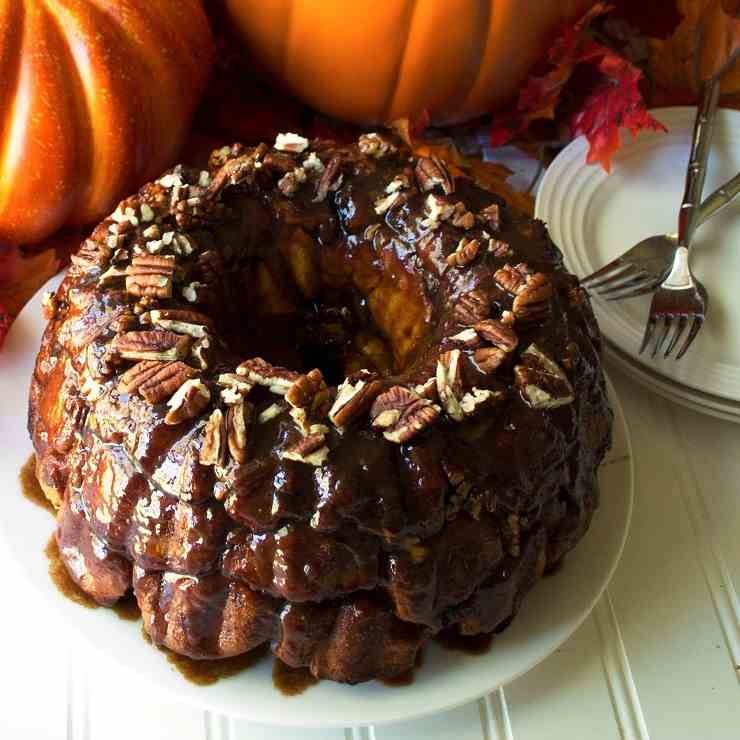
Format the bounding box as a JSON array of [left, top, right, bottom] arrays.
[[678, 78, 721, 249], [697, 171, 740, 225]]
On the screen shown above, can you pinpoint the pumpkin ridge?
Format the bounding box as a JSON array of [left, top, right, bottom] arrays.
[[0, 2, 25, 164], [379, 0, 418, 124]]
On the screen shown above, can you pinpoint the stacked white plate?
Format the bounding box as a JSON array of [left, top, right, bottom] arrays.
[[536, 107, 740, 423]]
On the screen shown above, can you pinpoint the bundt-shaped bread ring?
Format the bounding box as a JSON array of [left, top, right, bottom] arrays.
[[29, 132, 612, 683]]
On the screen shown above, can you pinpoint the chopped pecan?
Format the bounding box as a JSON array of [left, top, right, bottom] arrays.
[[112, 330, 191, 362], [371, 386, 441, 444], [143, 309, 212, 338], [450, 202, 475, 230], [454, 289, 490, 325], [190, 335, 211, 370], [374, 190, 405, 215], [512, 273, 553, 322], [421, 193, 455, 229], [200, 409, 226, 467], [278, 167, 307, 197], [274, 132, 309, 153], [447, 237, 480, 268], [217, 373, 254, 405], [436, 349, 464, 421], [488, 239, 512, 258], [501, 310, 515, 326], [328, 370, 383, 428], [237, 357, 299, 395], [41, 292, 58, 320], [314, 155, 342, 202], [415, 156, 455, 194], [494, 263, 530, 294], [283, 432, 329, 466], [474, 347, 507, 374], [385, 174, 410, 193], [412, 377, 438, 400], [110, 313, 138, 333], [358, 132, 396, 158], [302, 152, 324, 174], [164, 378, 210, 425], [258, 403, 284, 423], [227, 400, 254, 464], [445, 327, 482, 350], [98, 265, 128, 288], [286, 369, 328, 411], [479, 203, 501, 231], [474, 319, 518, 353], [515, 345, 574, 410], [119, 360, 196, 403], [125, 255, 176, 299], [182, 281, 207, 304], [460, 387, 505, 416]]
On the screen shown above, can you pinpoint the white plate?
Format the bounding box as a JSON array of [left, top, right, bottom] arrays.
[[536, 107, 740, 403], [0, 275, 633, 728]]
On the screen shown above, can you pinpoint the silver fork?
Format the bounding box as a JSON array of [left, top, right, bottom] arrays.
[[639, 77, 720, 360], [581, 171, 740, 300]]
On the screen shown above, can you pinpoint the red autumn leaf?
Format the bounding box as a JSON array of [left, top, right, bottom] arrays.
[[571, 52, 666, 172]]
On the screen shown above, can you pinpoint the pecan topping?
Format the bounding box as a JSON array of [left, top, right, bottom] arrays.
[[125, 255, 175, 299], [112, 330, 191, 362], [119, 360, 196, 404], [286, 369, 329, 413], [512, 273, 553, 322], [447, 237, 480, 268], [258, 403, 284, 423], [227, 400, 254, 464], [314, 155, 342, 202], [283, 431, 329, 466], [460, 388, 505, 416], [494, 263, 530, 294], [164, 378, 210, 425], [217, 373, 254, 405], [237, 357, 300, 395], [385, 174, 410, 193], [200, 409, 226, 467], [145, 309, 212, 338], [371, 386, 440, 444], [98, 265, 128, 288], [274, 132, 309, 153], [190, 335, 211, 370], [412, 377, 438, 401], [479, 203, 501, 231], [302, 152, 324, 174], [454, 289, 490, 325], [278, 167, 307, 197], [182, 281, 207, 304], [445, 327, 482, 350], [474, 347, 507, 374], [450, 202, 475, 230], [415, 156, 455, 194], [421, 194, 455, 229], [328, 370, 383, 428], [374, 190, 405, 215], [488, 239, 512, 258], [358, 132, 396, 158], [41, 292, 58, 320], [436, 349, 465, 421], [474, 319, 518, 353], [515, 345, 574, 409]]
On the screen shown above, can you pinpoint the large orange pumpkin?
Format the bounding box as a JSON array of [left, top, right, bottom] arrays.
[[0, 0, 213, 246], [224, 0, 596, 126]]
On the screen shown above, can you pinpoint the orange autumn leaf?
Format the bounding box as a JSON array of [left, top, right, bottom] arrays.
[[650, 0, 740, 100]]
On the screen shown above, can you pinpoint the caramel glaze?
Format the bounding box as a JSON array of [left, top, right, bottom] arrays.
[[29, 135, 613, 684], [272, 658, 320, 696], [20, 455, 55, 515]]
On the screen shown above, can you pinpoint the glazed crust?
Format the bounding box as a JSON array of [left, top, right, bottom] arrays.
[[29, 133, 612, 683]]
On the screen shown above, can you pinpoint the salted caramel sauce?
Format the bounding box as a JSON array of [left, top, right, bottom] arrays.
[[272, 659, 320, 696], [20, 454, 55, 515]]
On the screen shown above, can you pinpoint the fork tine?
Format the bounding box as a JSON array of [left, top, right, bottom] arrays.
[[580, 257, 629, 287], [582, 263, 634, 290], [596, 271, 655, 297], [605, 282, 658, 301], [676, 316, 704, 360], [639, 314, 657, 355], [664, 316, 688, 358], [652, 316, 673, 358]]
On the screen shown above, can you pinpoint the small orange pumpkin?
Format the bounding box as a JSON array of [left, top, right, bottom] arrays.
[[224, 0, 596, 126], [0, 0, 214, 246]]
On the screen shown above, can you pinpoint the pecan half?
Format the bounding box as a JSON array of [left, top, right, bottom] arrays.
[[119, 360, 196, 404], [358, 132, 396, 158], [286, 369, 329, 414], [227, 400, 254, 464], [415, 156, 455, 194], [445, 327, 482, 350], [217, 373, 254, 405], [479, 203, 501, 231], [512, 273, 553, 322], [473, 347, 507, 374], [371, 386, 441, 444], [514, 345, 575, 409], [125, 255, 175, 299], [314, 155, 342, 202], [328, 370, 384, 428], [145, 309, 213, 338], [283, 432, 329, 466], [164, 378, 210, 425], [447, 237, 480, 268], [488, 239, 512, 258], [494, 263, 530, 294], [112, 330, 191, 362], [237, 357, 300, 395], [474, 319, 518, 353], [454, 289, 490, 325], [200, 409, 226, 467], [436, 349, 465, 421]]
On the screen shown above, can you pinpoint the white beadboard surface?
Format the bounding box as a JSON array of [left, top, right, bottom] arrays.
[[3, 364, 740, 739]]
